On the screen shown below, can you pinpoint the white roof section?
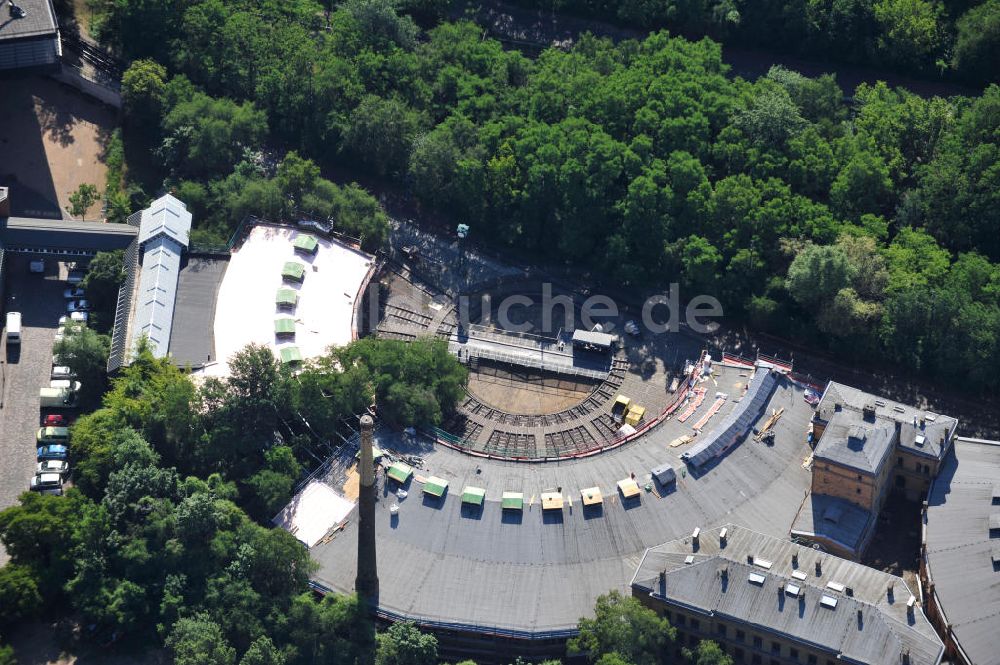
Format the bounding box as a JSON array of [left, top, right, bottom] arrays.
[[129, 235, 182, 358], [138, 194, 191, 248], [201, 225, 374, 376], [272, 480, 355, 547]]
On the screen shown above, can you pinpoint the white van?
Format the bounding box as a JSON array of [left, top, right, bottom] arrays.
[[39, 387, 78, 409], [5, 312, 21, 344]]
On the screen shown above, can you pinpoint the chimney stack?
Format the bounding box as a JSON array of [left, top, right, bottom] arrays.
[[355, 414, 379, 602]]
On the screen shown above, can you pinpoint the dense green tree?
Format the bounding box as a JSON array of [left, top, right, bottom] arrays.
[[375, 622, 438, 665], [160, 93, 268, 178], [240, 636, 286, 665], [785, 244, 857, 307], [54, 325, 110, 407], [568, 590, 676, 665], [952, 0, 1000, 81], [684, 641, 734, 665], [122, 59, 169, 133], [81, 250, 125, 332], [0, 564, 42, 625], [343, 95, 428, 176], [167, 614, 237, 665]]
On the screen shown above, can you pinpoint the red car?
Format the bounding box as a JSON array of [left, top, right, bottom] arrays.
[[42, 414, 67, 427]]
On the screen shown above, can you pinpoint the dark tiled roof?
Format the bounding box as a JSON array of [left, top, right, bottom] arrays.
[[923, 438, 1000, 665], [633, 525, 944, 665], [0, 0, 58, 40], [815, 382, 957, 463], [813, 408, 896, 475]]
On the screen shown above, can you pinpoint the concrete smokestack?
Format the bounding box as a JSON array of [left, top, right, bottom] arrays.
[[355, 414, 379, 602]]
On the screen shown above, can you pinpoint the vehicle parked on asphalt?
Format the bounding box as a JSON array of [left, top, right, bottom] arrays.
[[66, 269, 86, 284], [39, 387, 79, 409], [29, 259, 45, 274], [66, 300, 91, 313], [69, 311, 88, 323], [5, 311, 21, 344], [51, 366, 74, 379], [42, 414, 68, 427], [30, 472, 64, 495], [49, 379, 81, 392], [37, 444, 68, 460], [36, 459, 70, 477], [63, 288, 86, 299], [36, 426, 70, 444]]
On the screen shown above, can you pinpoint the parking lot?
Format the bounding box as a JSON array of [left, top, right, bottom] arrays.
[[0, 254, 81, 563]]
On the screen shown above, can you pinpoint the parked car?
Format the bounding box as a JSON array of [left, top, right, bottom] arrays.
[[42, 414, 67, 427], [66, 300, 90, 313], [36, 459, 69, 477], [29, 259, 45, 274], [49, 379, 82, 392], [51, 366, 74, 379], [69, 311, 88, 323], [30, 472, 64, 495], [37, 444, 68, 460], [63, 288, 85, 299], [66, 269, 87, 284], [36, 426, 70, 444]]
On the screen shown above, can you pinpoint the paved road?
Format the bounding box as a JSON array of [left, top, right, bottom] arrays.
[[0, 255, 71, 564]]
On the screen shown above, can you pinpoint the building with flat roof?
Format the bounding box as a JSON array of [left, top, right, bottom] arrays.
[[0, 0, 61, 70], [920, 437, 1000, 665], [793, 383, 958, 558], [632, 524, 944, 665]]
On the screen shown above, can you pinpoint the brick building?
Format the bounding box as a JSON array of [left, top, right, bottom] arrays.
[[792, 383, 957, 559]]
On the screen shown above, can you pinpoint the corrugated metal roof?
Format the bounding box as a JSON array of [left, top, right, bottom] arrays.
[[129, 235, 182, 358], [682, 369, 778, 467], [924, 439, 1000, 665], [633, 524, 943, 665], [138, 194, 191, 248]]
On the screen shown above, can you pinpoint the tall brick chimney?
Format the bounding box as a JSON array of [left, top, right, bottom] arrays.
[[355, 414, 379, 602]]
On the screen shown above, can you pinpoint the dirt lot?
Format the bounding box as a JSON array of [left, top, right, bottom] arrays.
[[468, 364, 594, 414], [0, 75, 116, 220]]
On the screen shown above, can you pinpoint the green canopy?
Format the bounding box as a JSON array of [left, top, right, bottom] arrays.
[[279, 346, 302, 364], [274, 318, 296, 335], [386, 462, 412, 484], [282, 261, 306, 282], [501, 491, 524, 511], [423, 476, 448, 498], [293, 234, 319, 254], [276, 288, 298, 306], [461, 486, 486, 506]]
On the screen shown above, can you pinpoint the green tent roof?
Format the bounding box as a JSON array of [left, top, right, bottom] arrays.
[[501, 491, 524, 510], [279, 346, 302, 364], [282, 262, 306, 281], [276, 288, 298, 306], [461, 486, 486, 506], [293, 234, 319, 253], [423, 476, 448, 498], [387, 462, 412, 484], [274, 318, 296, 335]]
